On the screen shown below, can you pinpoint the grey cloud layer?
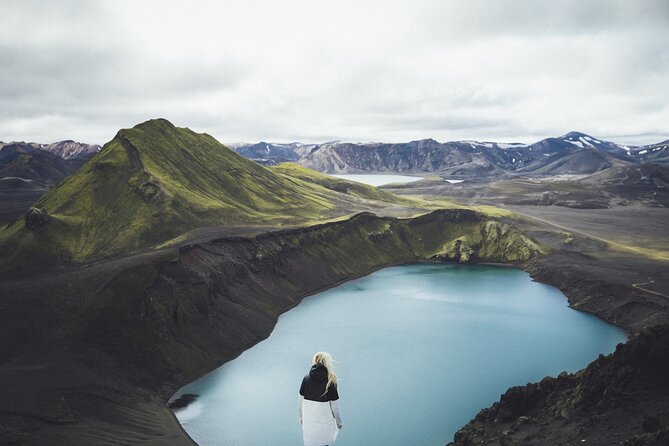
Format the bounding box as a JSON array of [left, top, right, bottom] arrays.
[[1, 0, 668, 145]]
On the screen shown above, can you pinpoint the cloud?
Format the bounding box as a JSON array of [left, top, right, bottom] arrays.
[[1, 0, 668, 145]]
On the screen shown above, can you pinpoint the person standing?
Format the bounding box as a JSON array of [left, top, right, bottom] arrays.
[[298, 352, 343, 446]]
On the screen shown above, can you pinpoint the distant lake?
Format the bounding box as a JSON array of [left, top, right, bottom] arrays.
[[330, 174, 423, 186], [170, 264, 627, 446]]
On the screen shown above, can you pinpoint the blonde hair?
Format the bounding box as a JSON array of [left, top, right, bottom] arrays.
[[313, 352, 337, 396]]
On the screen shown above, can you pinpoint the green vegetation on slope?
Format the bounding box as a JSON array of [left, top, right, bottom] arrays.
[[271, 163, 412, 204], [0, 119, 412, 273], [402, 195, 517, 218], [80, 209, 544, 384]]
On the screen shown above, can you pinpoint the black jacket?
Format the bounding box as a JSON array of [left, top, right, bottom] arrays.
[[299, 364, 339, 402]]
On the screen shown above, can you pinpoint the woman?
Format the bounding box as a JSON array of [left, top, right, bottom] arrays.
[[298, 352, 343, 446]]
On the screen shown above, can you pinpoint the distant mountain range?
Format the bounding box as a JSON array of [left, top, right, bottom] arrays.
[[232, 132, 669, 176], [0, 141, 101, 224], [0, 140, 100, 160], [0, 140, 100, 184], [2, 129, 667, 231], [227, 141, 316, 166]]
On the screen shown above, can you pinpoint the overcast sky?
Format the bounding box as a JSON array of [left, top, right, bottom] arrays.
[[2, 0, 668, 145]]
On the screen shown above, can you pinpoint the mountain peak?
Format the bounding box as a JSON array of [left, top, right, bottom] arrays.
[[132, 118, 178, 132], [110, 119, 186, 152], [405, 138, 441, 147], [561, 131, 594, 141]]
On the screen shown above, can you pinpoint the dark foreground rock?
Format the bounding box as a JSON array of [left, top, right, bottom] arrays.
[[448, 324, 669, 446]]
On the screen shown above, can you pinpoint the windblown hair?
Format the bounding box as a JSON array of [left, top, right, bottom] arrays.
[[313, 351, 337, 396]]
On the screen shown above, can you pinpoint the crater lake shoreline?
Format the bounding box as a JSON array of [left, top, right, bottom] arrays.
[[154, 212, 664, 445], [169, 263, 628, 445], [1, 209, 667, 445]]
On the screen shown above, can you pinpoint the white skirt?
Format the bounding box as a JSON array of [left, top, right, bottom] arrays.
[[302, 399, 339, 446]]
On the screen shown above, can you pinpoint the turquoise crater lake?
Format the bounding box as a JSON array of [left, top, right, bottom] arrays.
[[170, 264, 627, 445]]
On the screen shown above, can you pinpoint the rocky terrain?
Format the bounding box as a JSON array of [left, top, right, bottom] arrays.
[[449, 324, 669, 446], [378, 146, 669, 217]]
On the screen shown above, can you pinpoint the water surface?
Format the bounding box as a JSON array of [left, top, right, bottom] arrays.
[[330, 173, 423, 186], [170, 264, 626, 446]]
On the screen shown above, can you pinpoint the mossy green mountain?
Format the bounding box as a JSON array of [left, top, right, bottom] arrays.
[[0, 119, 409, 273]]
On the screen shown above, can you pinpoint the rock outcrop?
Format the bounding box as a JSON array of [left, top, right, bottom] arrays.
[[432, 218, 543, 263], [24, 206, 50, 230]]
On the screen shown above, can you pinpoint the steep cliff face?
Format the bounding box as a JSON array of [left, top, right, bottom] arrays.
[[81, 210, 541, 386], [524, 252, 669, 335]]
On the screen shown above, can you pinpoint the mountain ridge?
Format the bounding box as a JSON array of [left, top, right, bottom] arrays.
[[0, 143, 94, 225], [0, 140, 101, 160], [231, 132, 668, 175]]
